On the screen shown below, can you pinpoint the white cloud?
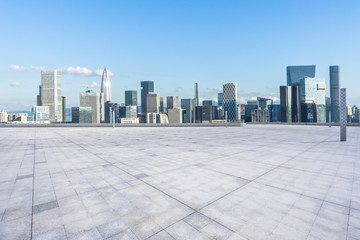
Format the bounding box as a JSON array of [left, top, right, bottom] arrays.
[[83, 81, 99, 88], [30, 66, 45, 71], [62, 66, 93, 76], [9, 65, 26, 71], [95, 69, 114, 77], [9, 82, 20, 87]]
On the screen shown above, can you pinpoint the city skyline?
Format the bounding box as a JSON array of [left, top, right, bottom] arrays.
[[1, 1, 360, 110]]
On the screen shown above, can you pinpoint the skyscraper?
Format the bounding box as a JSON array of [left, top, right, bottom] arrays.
[[218, 93, 224, 108], [291, 83, 301, 122], [141, 81, 154, 113], [80, 90, 102, 124], [280, 86, 292, 122], [330, 66, 340, 123], [223, 83, 238, 121], [38, 70, 63, 123], [194, 83, 199, 107], [287, 65, 316, 86], [181, 98, 194, 123], [167, 96, 179, 110], [146, 92, 160, 113], [300, 77, 326, 123], [101, 68, 111, 102], [125, 90, 137, 106]]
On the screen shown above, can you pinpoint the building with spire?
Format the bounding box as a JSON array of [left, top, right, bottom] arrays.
[[100, 68, 111, 122]]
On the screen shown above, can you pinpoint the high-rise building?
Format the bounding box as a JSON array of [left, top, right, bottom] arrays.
[[257, 97, 273, 110], [223, 83, 238, 121], [32, 106, 50, 123], [101, 68, 111, 102], [195, 106, 213, 123], [160, 97, 164, 113], [80, 90, 102, 124], [326, 97, 331, 122], [104, 102, 120, 123], [194, 83, 199, 107], [202, 100, 213, 106], [280, 86, 292, 122], [218, 93, 224, 108], [125, 90, 137, 106], [141, 81, 154, 113], [62, 96, 66, 122], [300, 77, 326, 123], [330, 66, 340, 123], [245, 100, 259, 122], [291, 83, 301, 122], [119, 106, 137, 119], [268, 104, 281, 122], [72, 107, 92, 124], [181, 98, 194, 123], [251, 109, 270, 122], [0, 110, 7, 123], [38, 70, 63, 123], [167, 96, 179, 110], [146, 92, 160, 113], [287, 65, 316, 86], [168, 108, 182, 123]]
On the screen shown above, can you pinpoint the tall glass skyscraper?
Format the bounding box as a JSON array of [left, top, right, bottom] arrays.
[[181, 98, 194, 123], [194, 83, 199, 107], [280, 86, 292, 122], [141, 81, 154, 113], [287, 65, 316, 86], [330, 66, 340, 123], [125, 90, 137, 106], [223, 83, 237, 121], [218, 93, 224, 108], [38, 70, 63, 123], [101, 68, 111, 102]]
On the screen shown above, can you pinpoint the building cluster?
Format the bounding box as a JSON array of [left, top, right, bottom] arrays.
[[1, 65, 359, 124]]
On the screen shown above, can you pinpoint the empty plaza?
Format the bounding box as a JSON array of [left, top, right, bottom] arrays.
[[0, 125, 359, 240]]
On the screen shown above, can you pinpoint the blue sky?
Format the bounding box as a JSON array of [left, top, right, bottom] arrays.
[[1, 0, 359, 111]]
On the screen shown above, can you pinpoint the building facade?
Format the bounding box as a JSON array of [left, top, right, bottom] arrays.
[[141, 81, 154, 114], [146, 92, 160, 113], [167, 96, 179, 110], [32, 106, 50, 123], [125, 90, 137, 106], [280, 86, 292, 122], [181, 98, 194, 123], [330, 66, 340, 123], [287, 65, 316, 86], [80, 90, 102, 124], [223, 83, 238, 121]]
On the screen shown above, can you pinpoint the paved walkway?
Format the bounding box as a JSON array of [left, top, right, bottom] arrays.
[[0, 126, 359, 240]]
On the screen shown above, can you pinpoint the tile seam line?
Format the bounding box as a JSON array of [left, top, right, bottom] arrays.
[[55, 131, 197, 211], [30, 127, 36, 240]]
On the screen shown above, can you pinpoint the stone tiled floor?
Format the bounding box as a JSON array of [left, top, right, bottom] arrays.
[[0, 125, 359, 240]]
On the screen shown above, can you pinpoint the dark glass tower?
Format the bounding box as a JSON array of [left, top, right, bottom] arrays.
[[125, 90, 137, 106], [141, 81, 154, 114], [330, 66, 340, 123], [287, 65, 316, 86]]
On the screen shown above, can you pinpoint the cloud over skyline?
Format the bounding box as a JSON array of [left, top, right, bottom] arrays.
[[30, 66, 46, 71], [9, 65, 26, 71], [9, 81, 20, 87]]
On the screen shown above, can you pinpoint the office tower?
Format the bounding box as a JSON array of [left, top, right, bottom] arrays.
[[268, 104, 281, 122], [0, 110, 7, 123], [280, 86, 292, 122], [104, 102, 120, 123], [141, 81, 154, 113], [37, 86, 42, 106], [62, 96, 66, 122], [32, 106, 50, 123], [326, 97, 331, 122], [287, 65, 316, 86], [160, 97, 164, 113], [251, 109, 270, 122], [39, 70, 63, 123], [181, 98, 194, 123], [167, 96, 179, 110], [330, 66, 340, 122], [72, 107, 92, 124], [195, 106, 213, 123], [125, 90, 137, 106], [80, 90, 102, 124], [202, 100, 213, 106], [300, 77, 326, 123], [223, 83, 238, 121], [301, 103, 317, 122], [119, 106, 137, 119], [257, 97, 273, 110], [245, 100, 259, 122], [291, 83, 301, 122], [146, 92, 160, 113], [194, 83, 199, 107], [101, 68, 111, 102], [168, 108, 182, 123], [218, 93, 224, 108]]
